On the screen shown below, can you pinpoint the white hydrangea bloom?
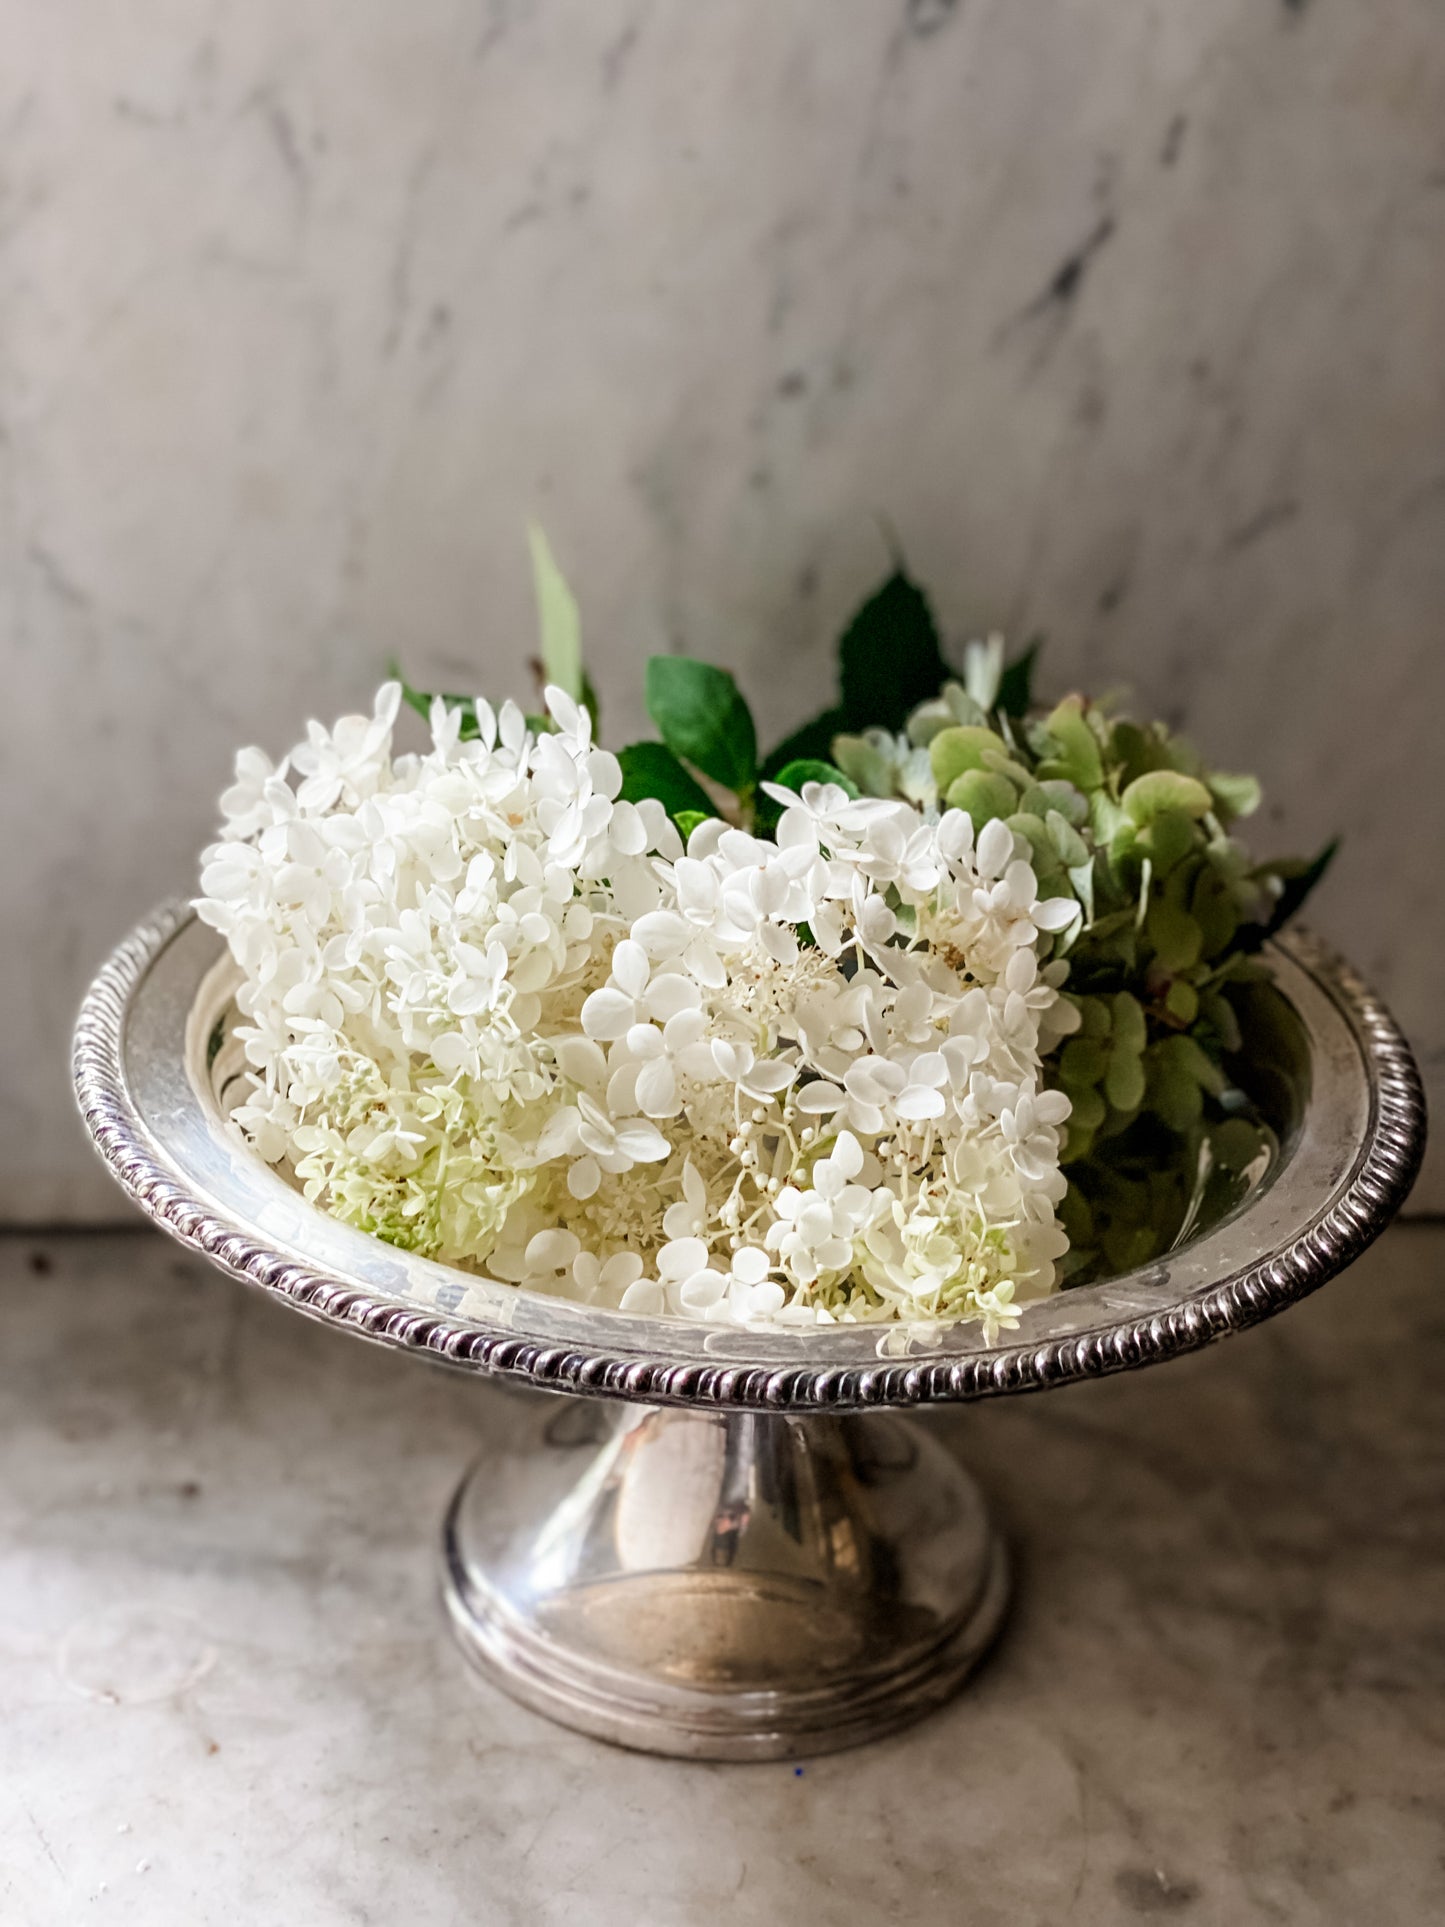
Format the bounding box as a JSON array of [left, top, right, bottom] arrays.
[[197, 681, 1074, 1338]]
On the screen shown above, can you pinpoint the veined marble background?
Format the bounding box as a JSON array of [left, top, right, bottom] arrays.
[[3, 0, 1441, 1219]]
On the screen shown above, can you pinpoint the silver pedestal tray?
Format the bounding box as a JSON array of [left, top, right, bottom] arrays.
[[74, 906, 1425, 1760]]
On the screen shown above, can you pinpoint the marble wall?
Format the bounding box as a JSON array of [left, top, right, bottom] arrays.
[[3, 0, 1441, 1219]]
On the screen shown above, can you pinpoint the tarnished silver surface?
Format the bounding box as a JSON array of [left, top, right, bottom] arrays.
[[71, 904, 1425, 1758], [443, 1401, 1008, 1759]]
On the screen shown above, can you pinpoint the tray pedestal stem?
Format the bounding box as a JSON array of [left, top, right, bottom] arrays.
[[442, 1398, 1008, 1760]]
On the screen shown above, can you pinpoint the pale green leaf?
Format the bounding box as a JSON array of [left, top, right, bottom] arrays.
[[528, 522, 583, 704]]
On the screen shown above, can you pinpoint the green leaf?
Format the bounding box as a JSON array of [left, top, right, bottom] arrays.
[[996, 639, 1041, 718], [1022, 779, 1088, 828], [837, 571, 947, 733], [389, 661, 482, 737], [528, 523, 583, 704], [1089, 789, 1131, 849], [982, 747, 1034, 790], [1209, 772, 1261, 821], [645, 657, 758, 794], [1212, 1117, 1268, 1173], [1078, 908, 1137, 955], [1067, 1086, 1108, 1135], [773, 759, 859, 799], [580, 672, 601, 736], [1146, 898, 1203, 973], [1247, 838, 1340, 948], [392, 662, 433, 723], [1145, 1045, 1205, 1133], [761, 707, 848, 781], [1199, 988, 1244, 1055], [945, 767, 1018, 829], [1004, 820, 1068, 902], [832, 733, 898, 797], [929, 725, 1009, 794], [1164, 979, 1199, 1025], [1111, 992, 1147, 1055], [1148, 1033, 1225, 1111], [911, 688, 987, 741], [1172, 1033, 1227, 1097], [1078, 996, 1112, 1040], [1006, 812, 1052, 875], [1192, 870, 1240, 958], [1110, 720, 1157, 786], [1060, 1038, 1108, 1087], [1068, 858, 1096, 923], [1046, 809, 1089, 870], [1041, 696, 1104, 792], [673, 809, 712, 843], [1102, 1217, 1164, 1274], [616, 741, 717, 820], [1105, 1050, 1147, 1115], [1121, 769, 1213, 825], [1057, 1184, 1095, 1247], [1139, 807, 1199, 877]]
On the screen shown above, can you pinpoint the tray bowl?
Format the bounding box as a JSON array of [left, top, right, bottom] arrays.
[[74, 906, 1425, 1757]]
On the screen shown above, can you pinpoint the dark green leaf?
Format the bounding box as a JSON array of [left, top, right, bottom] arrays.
[[1243, 838, 1340, 950], [773, 759, 859, 799], [1151, 1032, 1226, 1099], [616, 741, 717, 820], [1078, 996, 1113, 1040], [760, 707, 848, 781], [1060, 1038, 1108, 1087], [996, 639, 1041, 718], [1145, 898, 1203, 973], [1145, 1042, 1205, 1133], [1212, 1117, 1268, 1173], [837, 571, 947, 733], [1191, 870, 1240, 959], [391, 661, 432, 723], [645, 657, 757, 794], [1198, 988, 1244, 1056], [755, 758, 859, 831], [388, 661, 483, 738]]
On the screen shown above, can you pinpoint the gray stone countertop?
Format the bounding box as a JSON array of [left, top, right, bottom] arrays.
[[1, 1226, 1441, 1926]]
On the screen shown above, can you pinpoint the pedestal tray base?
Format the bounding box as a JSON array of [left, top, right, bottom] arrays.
[[442, 1400, 1008, 1760]]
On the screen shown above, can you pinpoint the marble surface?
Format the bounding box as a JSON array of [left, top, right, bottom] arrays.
[[1, 1224, 1441, 1925], [3, 0, 1443, 1218]]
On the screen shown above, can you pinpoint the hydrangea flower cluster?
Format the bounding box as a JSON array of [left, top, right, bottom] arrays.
[[197, 681, 1078, 1337]]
